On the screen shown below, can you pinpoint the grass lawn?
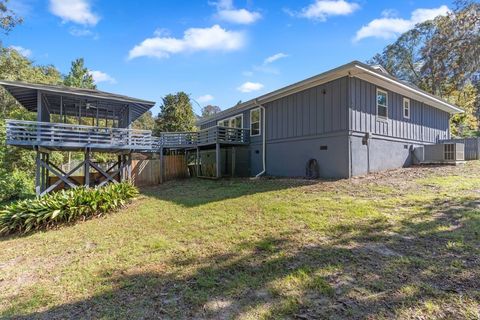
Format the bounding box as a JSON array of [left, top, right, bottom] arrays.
[[0, 162, 479, 319]]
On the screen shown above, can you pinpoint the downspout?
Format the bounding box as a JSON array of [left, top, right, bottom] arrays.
[[254, 99, 266, 178]]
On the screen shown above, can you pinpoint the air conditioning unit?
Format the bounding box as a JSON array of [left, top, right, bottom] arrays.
[[414, 143, 465, 164]]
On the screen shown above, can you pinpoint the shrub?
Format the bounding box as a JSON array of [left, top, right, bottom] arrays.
[[0, 169, 35, 203], [0, 182, 139, 235]]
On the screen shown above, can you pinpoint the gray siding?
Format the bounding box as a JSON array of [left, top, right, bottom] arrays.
[[349, 77, 450, 143], [265, 77, 348, 141], [350, 135, 421, 176], [265, 134, 349, 179]]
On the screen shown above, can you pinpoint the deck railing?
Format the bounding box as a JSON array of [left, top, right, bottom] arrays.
[[6, 120, 152, 149], [156, 126, 249, 148], [5, 120, 250, 150]]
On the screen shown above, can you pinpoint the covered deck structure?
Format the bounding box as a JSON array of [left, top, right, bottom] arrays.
[[0, 80, 156, 195], [1, 80, 249, 195]]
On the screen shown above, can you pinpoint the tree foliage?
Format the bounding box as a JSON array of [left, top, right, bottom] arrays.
[[0, 0, 22, 33], [0, 48, 64, 175], [154, 92, 196, 134], [370, 0, 480, 136], [201, 104, 222, 118], [132, 111, 155, 131], [64, 58, 96, 89]]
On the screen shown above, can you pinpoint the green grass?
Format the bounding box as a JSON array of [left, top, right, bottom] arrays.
[[1, 162, 479, 319]]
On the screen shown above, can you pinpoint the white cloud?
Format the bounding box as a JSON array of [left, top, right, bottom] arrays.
[[69, 27, 93, 37], [128, 25, 245, 60], [197, 94, 214, 103], [354, 5, 449, 42], [291, 0, 360, 21], [49, 0, 100, 26], [217, 9, 261, 24], [88, 70, 117, 84], [237, 81, 264, 93], [9, 45, 32, 57], [264, 53, 289, 64], [211, 0, 261, 24]]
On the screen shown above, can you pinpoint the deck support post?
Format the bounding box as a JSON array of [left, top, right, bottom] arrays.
[[127, 153, 132, 181], [216, 143, 221, 178], [84, 149, 90, 188], [118, 155, 122, 181], [231, 147, 236, 177], [40, 152, 45, 193], [196, 147, 200, 177], [35, 149, 41, 196]]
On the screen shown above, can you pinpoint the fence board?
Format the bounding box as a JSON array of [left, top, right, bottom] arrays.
[[164, 155, 189, 181], [132, 155, 188, 187]]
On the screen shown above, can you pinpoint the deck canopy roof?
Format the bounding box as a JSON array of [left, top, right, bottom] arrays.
[[0, 80, 155, 124]]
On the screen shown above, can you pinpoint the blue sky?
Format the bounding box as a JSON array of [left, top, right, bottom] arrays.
[[5, 0, 453, 115]]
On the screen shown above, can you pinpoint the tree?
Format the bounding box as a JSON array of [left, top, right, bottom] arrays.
[[370, 0, 480, 136], [154, 92, 196, 134], [0, 0, 22, 33], [0, 47, 63, 174], [201, 104, 221, 118], [132, 111, 155, 131], [64, 58, 96, 89]]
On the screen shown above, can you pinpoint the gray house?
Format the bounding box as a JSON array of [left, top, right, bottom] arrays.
[[197, 61, 463, 179], [2, 61, 464, 195]]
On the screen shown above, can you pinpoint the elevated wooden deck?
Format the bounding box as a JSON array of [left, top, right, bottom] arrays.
[[5, 120, 250, 152]]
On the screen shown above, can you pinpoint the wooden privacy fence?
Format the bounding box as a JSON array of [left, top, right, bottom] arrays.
[[132, 155, 188, 187]]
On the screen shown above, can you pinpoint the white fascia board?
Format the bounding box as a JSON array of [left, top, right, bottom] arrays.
[[352, 65, 463, 114]]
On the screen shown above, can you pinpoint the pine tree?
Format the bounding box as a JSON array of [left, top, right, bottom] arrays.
[[64, 58, 96, 89], [154, 92, 196, 134]]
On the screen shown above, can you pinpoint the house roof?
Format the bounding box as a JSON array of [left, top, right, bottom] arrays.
[[197, 60, 463, 125], [0, 80, 156, 123]]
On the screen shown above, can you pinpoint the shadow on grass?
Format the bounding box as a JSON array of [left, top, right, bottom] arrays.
[[141, 177, 319, 208], [5, 196, 479, 319]]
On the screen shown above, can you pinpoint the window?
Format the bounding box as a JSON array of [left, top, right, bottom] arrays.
[[250, 108, 261, 136], [218, 114, 243, 129], [403, 98, 410, 119], [376, 89, 388, 119]]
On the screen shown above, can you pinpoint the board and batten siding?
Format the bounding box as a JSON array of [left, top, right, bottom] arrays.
[[349, 77, 449, 143], [264, 77, 348, 141]]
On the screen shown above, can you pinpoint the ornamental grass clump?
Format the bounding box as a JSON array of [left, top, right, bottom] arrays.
[[0, 182, 138, 235]]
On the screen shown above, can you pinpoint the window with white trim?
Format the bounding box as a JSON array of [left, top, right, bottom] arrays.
[[403, 98, 410, 119], [376, 88, 388, 119], [250, 108, 261, 136], [218, 114, 243, 129]]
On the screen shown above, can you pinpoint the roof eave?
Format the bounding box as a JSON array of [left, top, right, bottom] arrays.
[[197, 61, 462, 125], [352, 64, 463, 115], [0, 80, 156, 107]]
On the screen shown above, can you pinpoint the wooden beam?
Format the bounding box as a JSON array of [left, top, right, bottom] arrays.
[[39, 159, 77, 188], [41, 161, 84, 195], [89, 161, 120, 185]]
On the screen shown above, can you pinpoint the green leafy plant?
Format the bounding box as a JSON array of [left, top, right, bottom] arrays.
[[0, 169, 35, 203], [0, 182, 138, 235]]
